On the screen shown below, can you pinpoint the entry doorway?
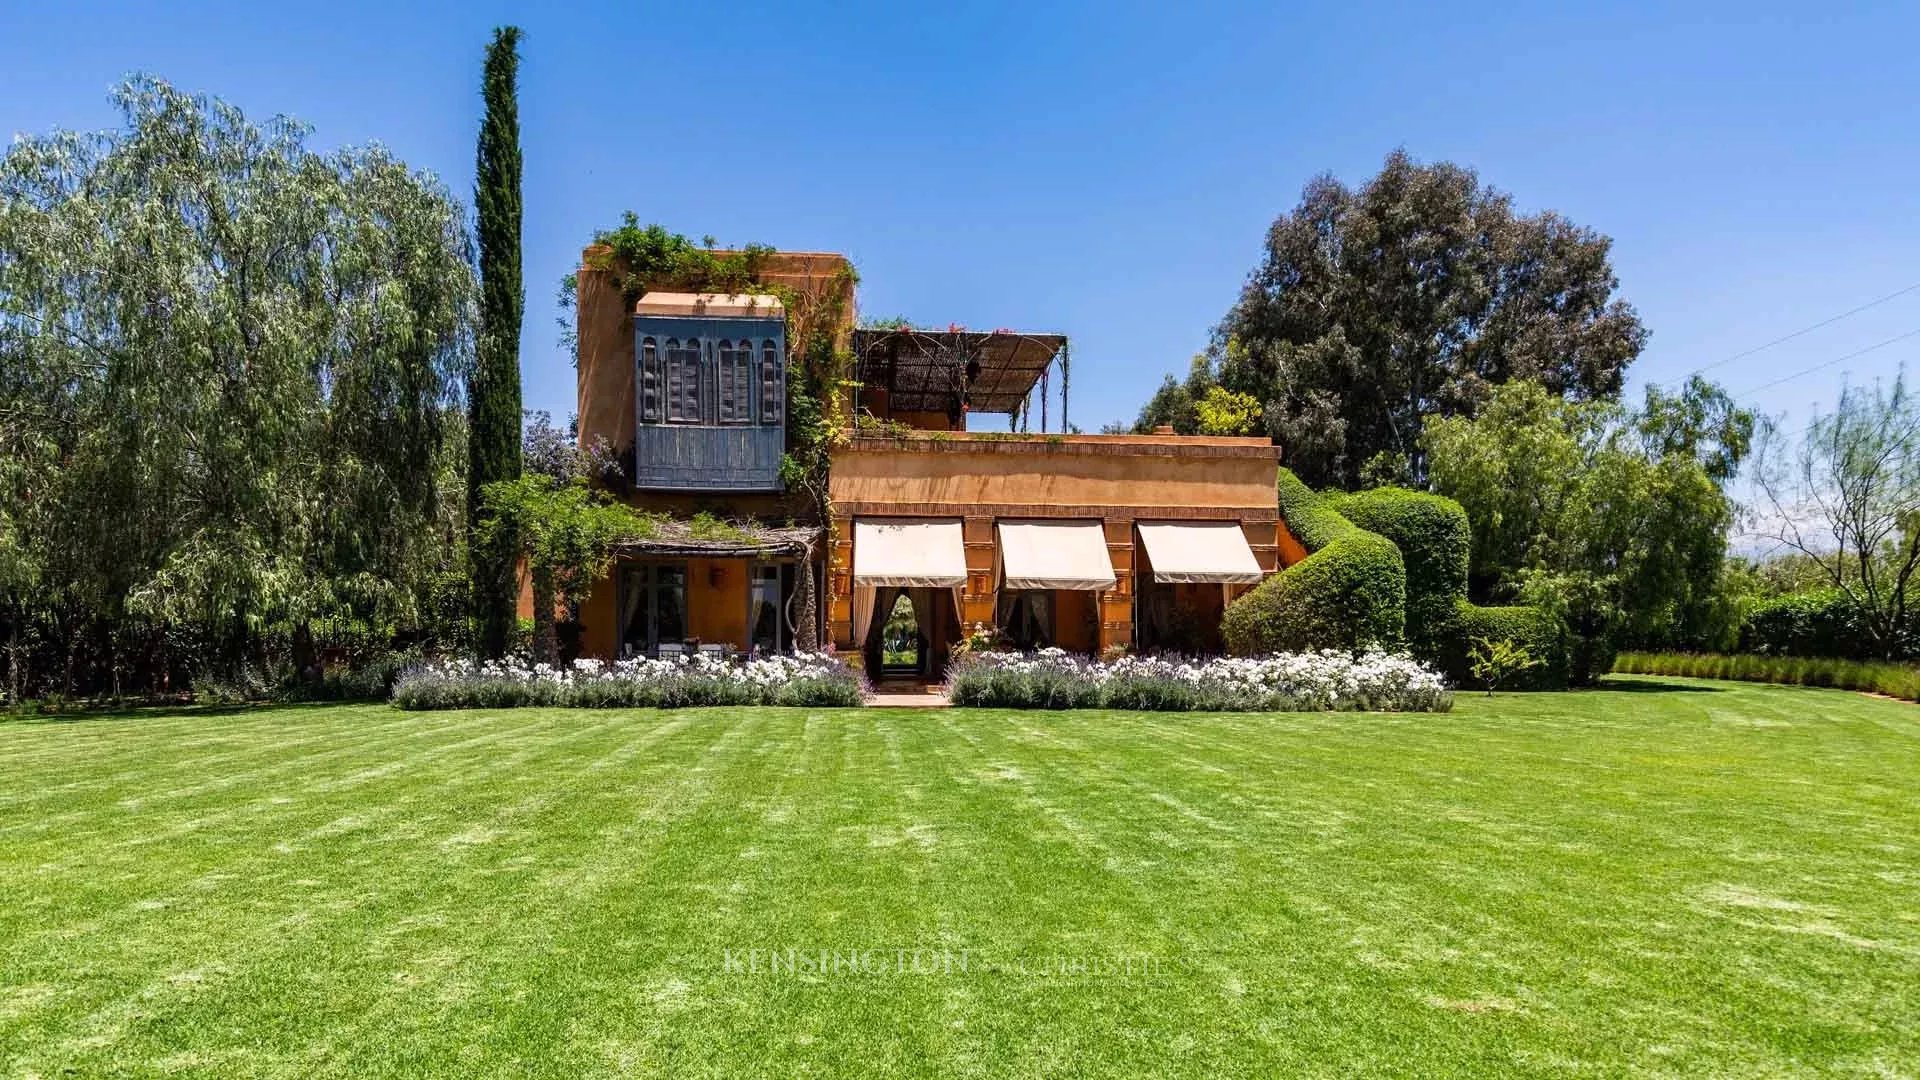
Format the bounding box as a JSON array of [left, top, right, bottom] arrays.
[[860, 586, 959, 679], [879, 593, 922, 676]]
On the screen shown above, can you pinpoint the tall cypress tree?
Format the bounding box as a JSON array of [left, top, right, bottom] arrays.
[[469, 25, 525, 658]]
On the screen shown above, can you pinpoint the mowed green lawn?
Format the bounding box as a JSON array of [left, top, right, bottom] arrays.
[[3, 679, 1918, 1078]]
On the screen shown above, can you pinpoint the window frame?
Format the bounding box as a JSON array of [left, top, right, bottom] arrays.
[[666, 337, 704, 423], [717, 339, 754, 425], [633, 315, 784, 435], [620, 561, 690, 657]]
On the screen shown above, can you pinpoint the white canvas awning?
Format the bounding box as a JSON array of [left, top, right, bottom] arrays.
[[996, 520, 1117, 591], [1137, 521, 1265, 584], [852, 518, 967, 587]]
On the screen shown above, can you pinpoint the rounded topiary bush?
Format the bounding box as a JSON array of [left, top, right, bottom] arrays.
[[1328, 487, 1469, 661], [1222, 470, 1406, 655]]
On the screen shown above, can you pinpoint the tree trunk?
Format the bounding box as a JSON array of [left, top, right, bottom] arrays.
[[531, 563, 558, 666], [291, 621, 321, 685], [793, 541, 819, 652], [5, 607, 20, 706]]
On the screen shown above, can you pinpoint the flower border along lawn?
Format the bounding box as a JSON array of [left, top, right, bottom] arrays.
[[2, 677, 1917, 1077]]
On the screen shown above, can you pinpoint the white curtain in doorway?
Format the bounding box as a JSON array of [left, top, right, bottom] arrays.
[[853, 585, 877, 653]]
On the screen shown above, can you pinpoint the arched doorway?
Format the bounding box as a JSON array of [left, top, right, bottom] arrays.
[[879, 593, 922, 676]]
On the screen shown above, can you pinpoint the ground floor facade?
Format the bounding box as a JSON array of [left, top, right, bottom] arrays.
[[558, 433, 1289, 669], [825, 432, 1286, 674]]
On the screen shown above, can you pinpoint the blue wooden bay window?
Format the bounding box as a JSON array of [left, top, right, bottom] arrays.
[[633, 312, 785, 490]]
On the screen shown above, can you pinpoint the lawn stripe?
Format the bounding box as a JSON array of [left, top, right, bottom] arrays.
[[3, 683, 1919, 1077]]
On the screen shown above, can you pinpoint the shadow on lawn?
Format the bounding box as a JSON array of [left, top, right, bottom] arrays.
[[2, 699, 370, 726], [1590, 676, 1727, 694]]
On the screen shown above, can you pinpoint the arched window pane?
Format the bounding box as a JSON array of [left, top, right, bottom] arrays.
[[718, 340, 740, 423], [640, 337, 661, 422], [672, 337, 702, 422], [760, 340, 782, 425]]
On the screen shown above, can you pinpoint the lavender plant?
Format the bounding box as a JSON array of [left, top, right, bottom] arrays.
[[948, 648, 1452, 712]]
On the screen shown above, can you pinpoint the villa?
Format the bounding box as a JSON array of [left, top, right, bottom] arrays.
[[559, 247, 1289, 678]]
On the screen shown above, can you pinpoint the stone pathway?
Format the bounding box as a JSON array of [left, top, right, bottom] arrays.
[[867, 680, 951, 708]]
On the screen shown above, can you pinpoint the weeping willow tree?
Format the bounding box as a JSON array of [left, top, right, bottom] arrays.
[[0, 76, 476, 696]]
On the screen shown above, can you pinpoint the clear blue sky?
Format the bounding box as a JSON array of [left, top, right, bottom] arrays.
[[4, 0, 1917, 437]]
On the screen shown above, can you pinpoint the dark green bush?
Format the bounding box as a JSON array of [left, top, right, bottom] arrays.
[[1329, 487, 1470, 661], [1612, 650, 1920, 702], [1738, 588, 1878, 658], [1443, 600, 1569, 690], [1222, 470, 1406, 654]]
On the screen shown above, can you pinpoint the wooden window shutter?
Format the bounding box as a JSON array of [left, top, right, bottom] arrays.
[[682, 337, 703, 422], [639, 337, 661, 422], [664, 339, 683, 421], [760, 340, 781, 425], [718, 341, 738, 422]]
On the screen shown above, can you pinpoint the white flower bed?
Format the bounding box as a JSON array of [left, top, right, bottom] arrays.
[[392, 652, 865, 710], [949, 648, 1452, 712]]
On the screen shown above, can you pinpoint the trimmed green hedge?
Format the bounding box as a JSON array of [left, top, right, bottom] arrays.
[[1323, 485, 1566, 688], [1221, 470, 1567, 688], [1329, 487, 1469, 660], [1222, 470, 1406, 655], [1738, 588, 1880, 658], [1445, 600, 1569, 691], [1612, 650, 1920, 702]]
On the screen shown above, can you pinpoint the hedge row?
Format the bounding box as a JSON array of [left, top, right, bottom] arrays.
[[1445, 600, 1570, 691], [1222, 469, 1569, 689], [1328, 488, 1470, 660], [1324, 485, 1567, 689], [1221, 470, 1406, 655], [1611, 650, 1920, 702], [1736, 588, 1902, 659]]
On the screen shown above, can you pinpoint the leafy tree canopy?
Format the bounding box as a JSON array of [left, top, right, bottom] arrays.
[[0, 76, 475, 691], [1424, 378, 1752, 681], [1751, 370, 1920, 658], [1141, 150, 1648, 488]]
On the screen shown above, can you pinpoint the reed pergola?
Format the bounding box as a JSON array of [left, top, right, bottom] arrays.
[[851, 328, 1071, 430]]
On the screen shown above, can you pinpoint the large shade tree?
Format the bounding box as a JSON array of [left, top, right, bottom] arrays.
[[1143, 150, 1648, 489], [0, 77, 474, 695]]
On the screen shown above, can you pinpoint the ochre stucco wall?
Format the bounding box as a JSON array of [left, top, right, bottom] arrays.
[[828, 437, 1282, 514], [686, 558, 750, 647], [826, 435, 1284, 655]]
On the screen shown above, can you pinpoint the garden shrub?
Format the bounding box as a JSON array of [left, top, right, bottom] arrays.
[[948, 648, 1453, 712], [1737, 588, 1879, 658], [1611, 650, 1920, 702], [1443, 600, 1568, 691], [1328, 487, 1469, 660], [1328, 485, 1567, 688], [391, 653, 866, 710], [1221, 470, 1406, 655]]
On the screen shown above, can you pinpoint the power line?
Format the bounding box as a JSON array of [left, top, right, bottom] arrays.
[[1693, 280, 1920, 377], [1733, 326, 1920, 398]]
